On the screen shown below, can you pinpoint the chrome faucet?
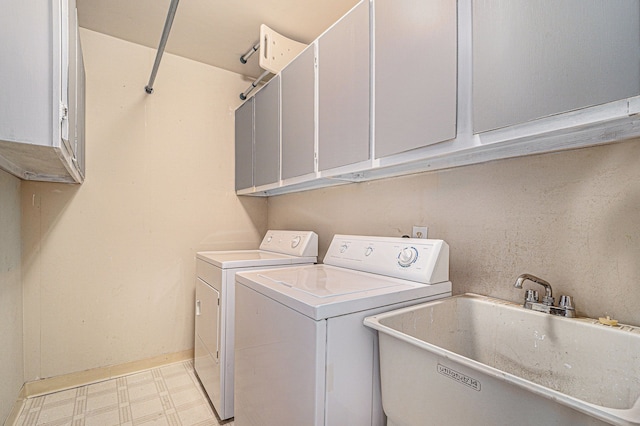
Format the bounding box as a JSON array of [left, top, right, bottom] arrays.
[[513, 273, 575, 318], [514, 273, 554, 305]]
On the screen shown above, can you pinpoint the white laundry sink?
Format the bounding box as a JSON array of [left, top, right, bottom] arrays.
[[364, 293, 640, 426]]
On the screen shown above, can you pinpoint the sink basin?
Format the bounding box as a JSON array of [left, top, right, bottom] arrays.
[[364, 293, 640, 426]]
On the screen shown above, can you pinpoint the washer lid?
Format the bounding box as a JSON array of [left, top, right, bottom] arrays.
[[256, 267, 398, 298], [236, 265, 452, 320]]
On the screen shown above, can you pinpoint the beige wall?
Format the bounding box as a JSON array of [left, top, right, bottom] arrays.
[[21, 29, 268, 381], [268, 139, 640, 326], [0, 169, 23, 422]]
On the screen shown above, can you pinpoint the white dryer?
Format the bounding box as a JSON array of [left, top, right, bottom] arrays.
[[234, 234, 452, 426], [194, 230, 318, 420]]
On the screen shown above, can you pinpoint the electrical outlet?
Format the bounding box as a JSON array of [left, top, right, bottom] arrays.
[[412, 226, 428, 239]]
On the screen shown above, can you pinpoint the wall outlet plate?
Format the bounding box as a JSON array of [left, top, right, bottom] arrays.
[[412, 226, 428, 239]]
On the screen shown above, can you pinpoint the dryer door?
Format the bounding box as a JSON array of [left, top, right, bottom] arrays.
[[195, 278, 220, 359], [195, 278, 221, 411]]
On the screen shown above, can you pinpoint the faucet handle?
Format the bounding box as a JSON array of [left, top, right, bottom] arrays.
[[524, 289, 539, 304], [559, 295, 574, 310], [559, 295, 576, 318]]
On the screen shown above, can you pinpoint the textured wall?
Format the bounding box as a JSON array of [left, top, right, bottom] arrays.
[[21, 29, 268, 381], [0, 169, 22, 422], [267, 139, 640, 325]]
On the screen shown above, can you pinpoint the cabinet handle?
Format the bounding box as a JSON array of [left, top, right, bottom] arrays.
[[195, 299, 201, 316]]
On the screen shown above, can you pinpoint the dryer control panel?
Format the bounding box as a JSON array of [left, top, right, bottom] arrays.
[[324, 235, 449, 284], [260, 230, 319, 257]]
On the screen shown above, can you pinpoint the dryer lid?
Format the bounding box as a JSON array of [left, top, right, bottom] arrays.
[[197, 250, 316, 269]]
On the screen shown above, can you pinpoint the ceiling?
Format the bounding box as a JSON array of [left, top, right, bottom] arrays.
[[76, 0, 359, 79]]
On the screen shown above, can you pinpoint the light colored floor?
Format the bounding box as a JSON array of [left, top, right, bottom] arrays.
[[13, 360, 232, 426]]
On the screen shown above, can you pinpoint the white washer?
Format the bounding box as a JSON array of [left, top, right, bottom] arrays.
[[194, 230, 318, 420], [234, 235, 452, 426]]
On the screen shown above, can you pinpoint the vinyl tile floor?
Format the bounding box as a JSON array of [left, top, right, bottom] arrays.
[[13, 360, 232, 426]]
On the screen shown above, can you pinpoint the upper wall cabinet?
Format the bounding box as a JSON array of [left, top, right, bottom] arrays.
[[473, 0, 640, 133], [317, 0, 370, 172], [235, 0, 640, 196], [0, 0, 86, 183], [373, 0, 457, 158], [254, 75, 281, 187], [235, 98, 254, 192], [281, 45, 316, 181]]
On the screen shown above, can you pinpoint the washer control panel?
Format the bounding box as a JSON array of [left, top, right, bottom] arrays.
[[324, 235, 449, 284], [260, 230, 319, 257]]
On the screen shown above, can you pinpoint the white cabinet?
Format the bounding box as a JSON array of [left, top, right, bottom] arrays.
[[235, 98, 254, 191], [373, 0, 457, 159], [317, 0, 370, 172], [472, 0, 640, 133], [0, 0, 86, 183], [281, 45, 316, 181]]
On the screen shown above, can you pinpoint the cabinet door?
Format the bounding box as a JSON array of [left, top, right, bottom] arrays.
[[281, 45, 316, 180], [254, 76, 280, 187], [473, 0, 640, 133], [317, 0, 370, 171], [62, 0, 84, 180], [374, 0, 457, 158], [0, 0, 51, 147], [235, 98, 254, 191], [74, 24, 86, 178]]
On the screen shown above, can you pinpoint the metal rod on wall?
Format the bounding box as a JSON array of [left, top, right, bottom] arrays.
[[145, 0, 180, 94], [240, 42, 260, 64], [240, 70, 270, 100]]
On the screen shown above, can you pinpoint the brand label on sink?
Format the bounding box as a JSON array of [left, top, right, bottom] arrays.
[[437, 364, 481, 391]]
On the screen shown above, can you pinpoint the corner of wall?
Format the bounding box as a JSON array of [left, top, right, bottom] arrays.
[[0, 169, 24, 423]]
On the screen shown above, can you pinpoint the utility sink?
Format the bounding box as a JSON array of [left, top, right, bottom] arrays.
[[364, 293, 640, 426]]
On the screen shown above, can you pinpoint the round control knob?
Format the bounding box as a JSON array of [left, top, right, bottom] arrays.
[[291, 236, 301, 248], [365, 246, 374, 257], [397, 247, 418, 268], [340, 244, 349, 253], [266, 235, 273, 243]]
